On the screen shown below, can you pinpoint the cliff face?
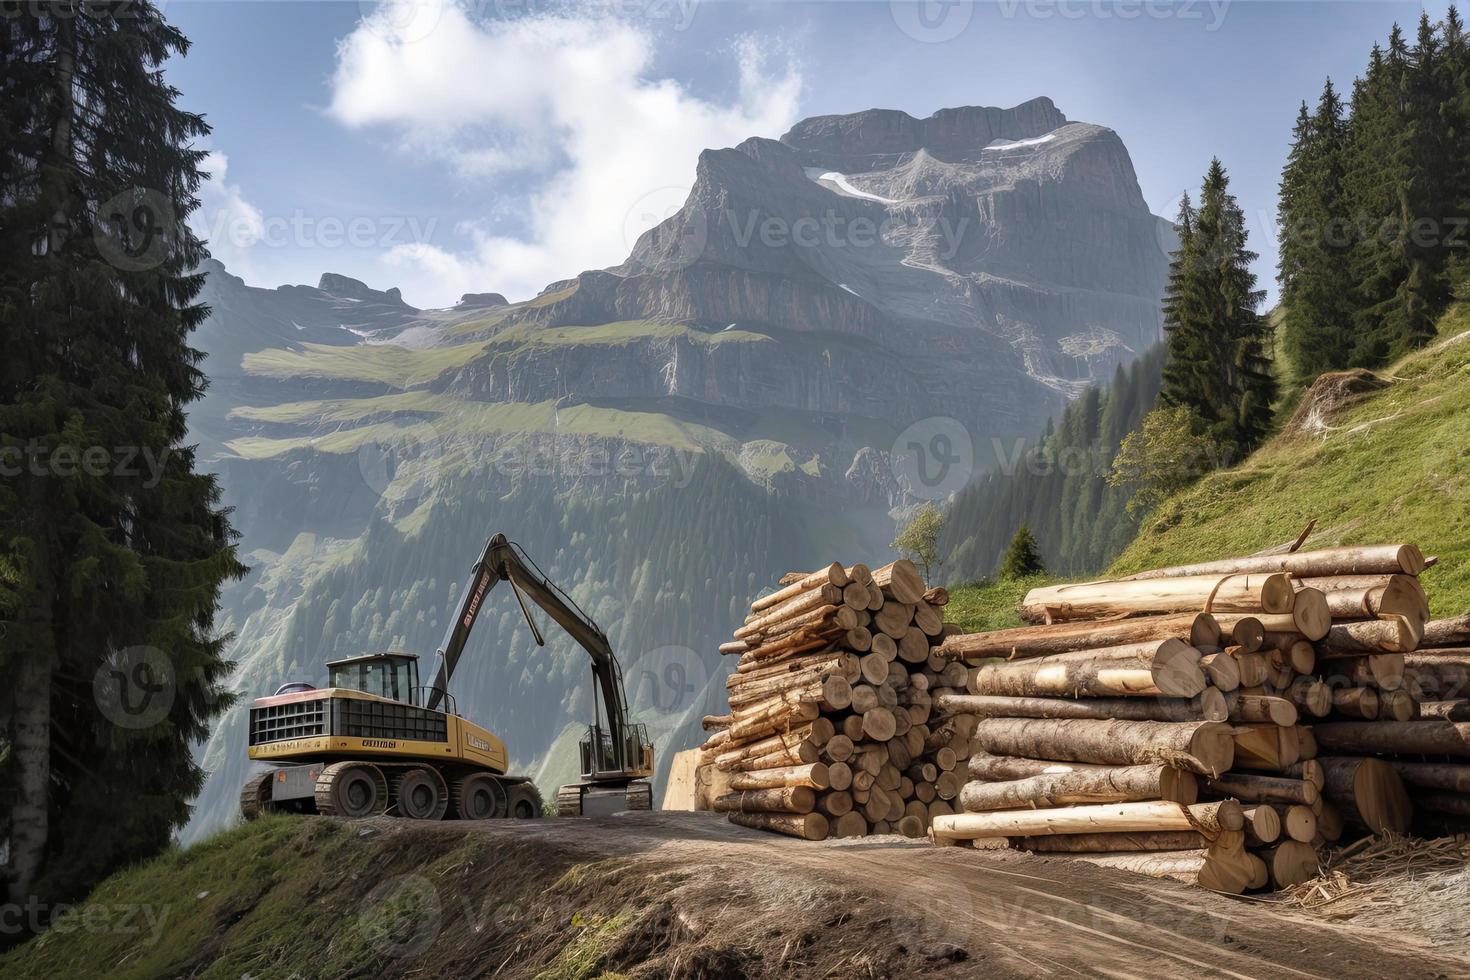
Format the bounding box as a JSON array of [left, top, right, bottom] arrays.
[[185, 99, 1171, 839]]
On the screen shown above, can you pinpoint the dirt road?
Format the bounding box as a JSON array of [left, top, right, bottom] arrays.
[[457, 810, 1468, 978]]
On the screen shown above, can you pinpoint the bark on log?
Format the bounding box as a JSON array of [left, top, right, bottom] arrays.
[[1422, 615, 1470, 649], [1113, 544, 1426, 581], [1229, 695, 1299, 727], [1380, 688, 1418, 722], [1317, 756, 1413, 833], [713, 786, 816, 814], [934, 691, 1227, 724], [1018, 830, 1235, 853], [1331, 686, 1379, 720], [1063, 848, 1252, 895], [728, 810, 829, 840], [1022, 573, 1296, 622], [1322, 653, 1405, 692], [1285, 678, 1331, 718], [964, 642, 1205, 699], [1320, 616, 1421, 655], [1315, 720, 1470, 756], [728, 763, 830, 791], [967, 718, 1235, 775], [1410, 700, 1470, 720], [1203, 772, 1319, 806], [754, 563, 848, 612], [960, 764, 1198, 812], [935, 613, 1219, 662], [931, 800, 1242, 841]]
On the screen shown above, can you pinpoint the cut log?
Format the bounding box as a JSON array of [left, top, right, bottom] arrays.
[[1317, 756, 1413, 833], [931, 800, 1242, 841], [1331, 686, 1379, 720], [1235, 652, 1269, 689], [1200, 653, 1240, 692], [832, 812, 867, 838], [728, 810, 829, 840], [1240, 805, 1281, 846], [1018, 830, 1235, 852], [1273, 640, 1317, 676], [861, 707, 897, 742], [935, 613, 1220, 662], [1064, 847, 1253, 894], [1113, 544, 1426, 581], [753, 563, 848, 612], [1316, 802, 1344, 842], [1282, 759, 1325, 790], [934, 691, 1228, 724], [1285, 678, 1331, 718], [1229, 695, 1299, 727], [1203, 772, 1318, 806], [968, 718, 1235, 775], [817, 790, 854, 817], [736, 585, 845, 639], [1261, 840, 1319, 888], [1280, 804, 1317, 843], [1422, 615, 1470, 649], [728, 763, 830, 791], [1315, 719, 1470, 756], [1379, 688, 1418, 722], [1319, 616, 1422, 655], [713, 786, 816, 814], [960, 764, 1198, 812], [1022, 573, 1296, 622], [965, 640, 1205, 699], [1322, 653, 1405, 692], [1232, 724, 1296, 772], [1387, 761, 1470, 794], [871, 559, 926, 604]]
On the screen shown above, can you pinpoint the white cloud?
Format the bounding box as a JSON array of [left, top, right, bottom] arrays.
[[329, 4, 802, 305], [192, 150, 267, 279]]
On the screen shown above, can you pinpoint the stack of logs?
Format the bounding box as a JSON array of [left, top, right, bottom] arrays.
[[701, 559, 972, 840], [1325, 612, 1470, 829], [929, 543, 1446, 893]]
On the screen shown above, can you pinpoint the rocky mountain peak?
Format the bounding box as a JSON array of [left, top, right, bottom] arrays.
[[779, 97, 1068, 169], [316, 272, 409, 307]]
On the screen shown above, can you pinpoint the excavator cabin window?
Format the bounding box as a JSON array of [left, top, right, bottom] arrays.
[[328, 654, 420, 705]]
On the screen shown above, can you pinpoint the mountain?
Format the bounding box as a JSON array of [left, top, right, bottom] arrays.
[[183, 99, 1171, 840]]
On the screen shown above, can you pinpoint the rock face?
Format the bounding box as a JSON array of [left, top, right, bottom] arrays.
[[495, 97, 1169, 403]]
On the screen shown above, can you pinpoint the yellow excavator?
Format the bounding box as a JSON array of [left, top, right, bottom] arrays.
[[240, 533, 654, 820]]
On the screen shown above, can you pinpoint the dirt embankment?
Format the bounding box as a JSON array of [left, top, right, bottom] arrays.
[[5, 812, 1468, 979]]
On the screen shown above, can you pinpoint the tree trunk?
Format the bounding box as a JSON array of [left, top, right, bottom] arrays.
[[713, 786, 816, 814], [754, 563, 848, 612], [964, 646, 1204, 699], [931, 800, 1242, 841], [7, 641, 53, 907], [967, 718, 1235, 775], [727, 810, 829, 840], [1315, 720, 1470, 756], [1113, 544, 1426, 581], [728, 763, 830, 791], [1203, 772, 1318, 806], [1421, 615, 1470, 649], [935, 613, 1219, 662], [1018, 829, 1238, 852], [935, 690, 1227, 723], [959, 764, 1197, 812], [1228, 695, 1299, 727], [1317, 756, 1413, 833], [1064, 847, 1254, 894], [1022, 573, 1296, 622], [1387, 760, 1470, 792], [1320, 617, 1421, 655]]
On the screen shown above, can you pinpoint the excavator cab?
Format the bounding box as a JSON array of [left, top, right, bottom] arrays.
[[327, 653, 421, 705], [580, 722, 655, 783]]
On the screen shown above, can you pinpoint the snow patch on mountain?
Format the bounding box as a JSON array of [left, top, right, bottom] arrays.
[[802, 167, 898, 204]]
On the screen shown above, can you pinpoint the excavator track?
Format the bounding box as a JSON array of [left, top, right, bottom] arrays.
[[239, 771, 275, 820], [556, 779, 652, 817], [315, 762, 390, 818]]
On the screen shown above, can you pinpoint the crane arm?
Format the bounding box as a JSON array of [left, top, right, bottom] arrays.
[[424, 534, 633, 769]]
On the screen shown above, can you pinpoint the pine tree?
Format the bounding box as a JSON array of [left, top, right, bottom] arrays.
[[0, 5, 244, 919], [998, 525, 1045, 580], [1160, 160, 1274, 457], [1279, 81, 1355, 380]]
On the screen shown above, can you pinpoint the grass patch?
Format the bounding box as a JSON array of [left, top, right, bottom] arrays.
[[488, 320, 772, 349], [1112, 303, 1470, 616], [241, 340, 487, 386], [944, 574, 1058, 633]]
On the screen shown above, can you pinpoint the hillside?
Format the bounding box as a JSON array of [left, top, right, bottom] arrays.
[[1112, 301, 1470, 615], [6, 814, 1461, 978]]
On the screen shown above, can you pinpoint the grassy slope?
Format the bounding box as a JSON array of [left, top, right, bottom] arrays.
[[1113, 302, 1470, 616], [945, 302, 1470, 624]]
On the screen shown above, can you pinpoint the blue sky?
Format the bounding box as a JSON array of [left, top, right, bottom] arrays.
[[164, 0, 1440, 308]]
